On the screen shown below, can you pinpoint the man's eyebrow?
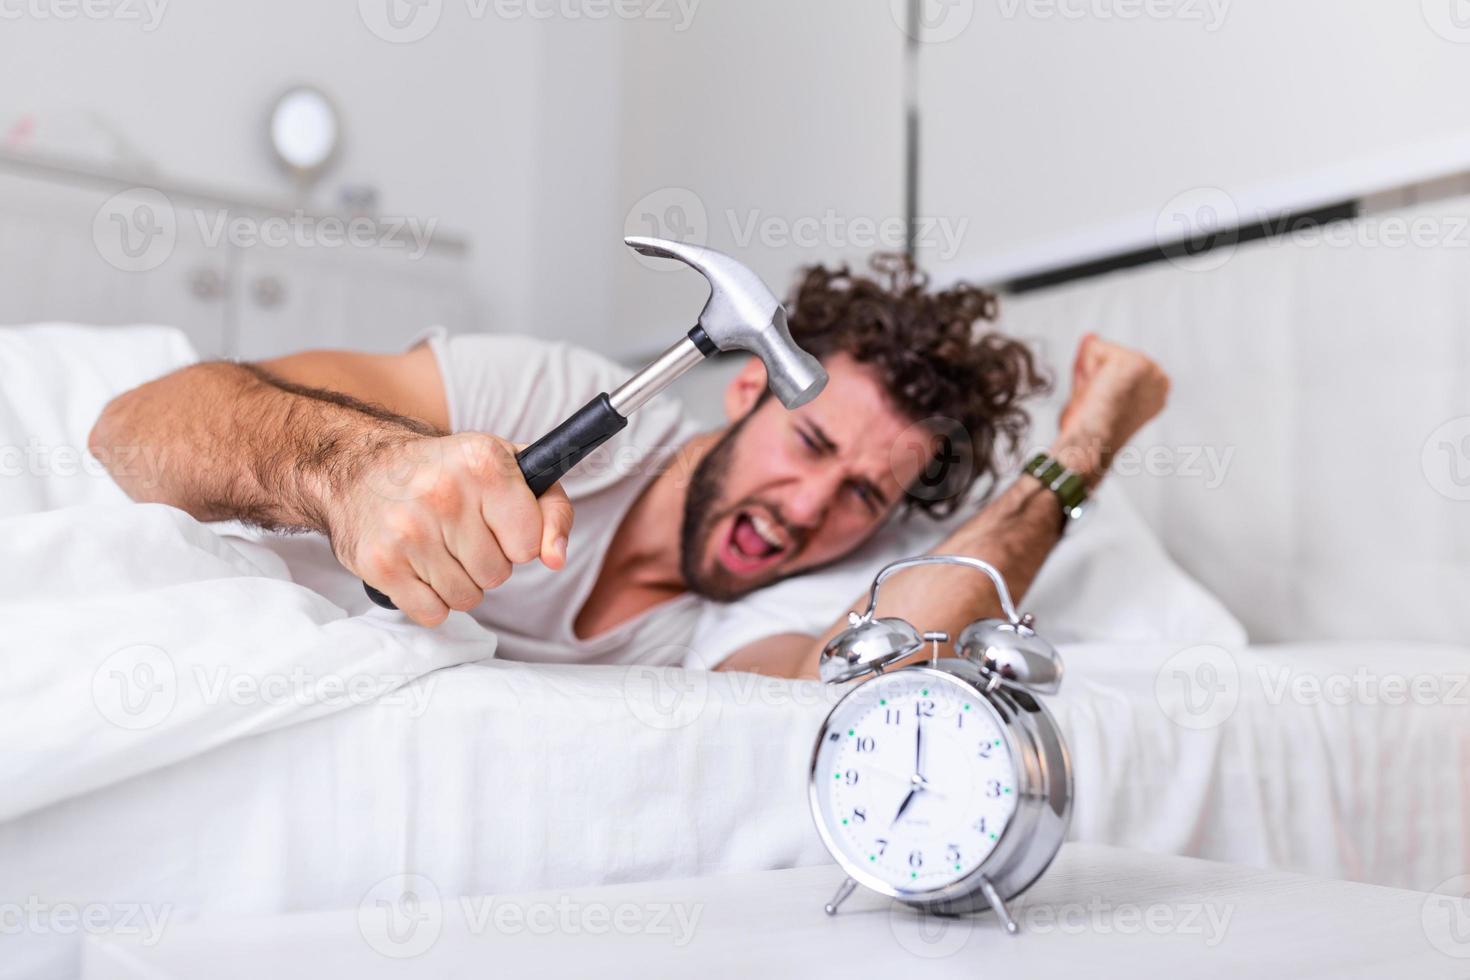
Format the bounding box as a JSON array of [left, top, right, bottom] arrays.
[[804, 419, 839, 454], [856, 476, 890, 509], [804, 418, 891, 509]]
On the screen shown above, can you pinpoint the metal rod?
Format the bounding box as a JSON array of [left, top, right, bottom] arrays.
[[824, 877, 858, 916], [608, 335, 706, 416], [903, 0, 921, 260], [860, 555, 1021, 625], [978, 876, 1019, 935]]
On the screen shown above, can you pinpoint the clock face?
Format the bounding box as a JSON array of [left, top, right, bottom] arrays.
[[811, 669, 1018, 895]]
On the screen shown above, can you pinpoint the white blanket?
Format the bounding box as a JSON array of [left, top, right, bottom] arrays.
[[0, 501, 498, 823], [0, 323, 502, 821]]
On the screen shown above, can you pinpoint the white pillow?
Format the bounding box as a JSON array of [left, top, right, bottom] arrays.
[[685, 483, 1246, 668], [0, 324, 198, 517]]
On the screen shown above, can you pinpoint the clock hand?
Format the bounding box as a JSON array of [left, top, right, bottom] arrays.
[[915, 718, 923, 779], [889, 787, 918, 828]]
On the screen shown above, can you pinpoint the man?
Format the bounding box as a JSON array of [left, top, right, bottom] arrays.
[[90, 257, 1168, 678]]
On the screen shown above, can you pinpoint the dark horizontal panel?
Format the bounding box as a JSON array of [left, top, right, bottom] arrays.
[[1003, 200, 1360, 294]]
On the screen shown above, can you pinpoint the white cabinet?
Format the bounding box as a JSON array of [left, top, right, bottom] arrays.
[[229, 226, 474, 359], [0, 159, 473, 360], [0, 171, 231, 355]]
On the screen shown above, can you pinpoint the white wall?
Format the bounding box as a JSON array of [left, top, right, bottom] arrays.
[[7, 1, 1470, 357], [606, 0, 907, 356], [917, 0, 1470, 282]]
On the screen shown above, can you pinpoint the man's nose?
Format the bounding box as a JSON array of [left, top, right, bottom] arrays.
[[783, 469, 843, 527]]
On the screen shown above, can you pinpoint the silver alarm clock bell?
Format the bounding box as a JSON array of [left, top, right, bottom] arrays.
[[808, 555, 1073, 935]]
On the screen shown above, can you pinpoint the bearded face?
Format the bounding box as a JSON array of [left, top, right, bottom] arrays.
[[679, 353, 937, 602]]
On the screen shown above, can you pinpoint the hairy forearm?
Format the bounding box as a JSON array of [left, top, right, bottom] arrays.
[[729, 430, 1108, 680], [89, 361, 437, 533]]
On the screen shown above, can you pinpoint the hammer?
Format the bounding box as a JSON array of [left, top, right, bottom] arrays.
[[364, 235, 829, 609]]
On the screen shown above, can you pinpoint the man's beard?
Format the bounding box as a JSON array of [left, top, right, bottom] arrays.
[[679, 413, 799, 603]]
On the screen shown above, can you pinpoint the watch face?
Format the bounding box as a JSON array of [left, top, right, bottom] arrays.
[[810, 669, 1019, 896]]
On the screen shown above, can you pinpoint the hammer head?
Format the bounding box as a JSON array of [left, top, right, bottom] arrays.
[[626, 236, 828, 409]]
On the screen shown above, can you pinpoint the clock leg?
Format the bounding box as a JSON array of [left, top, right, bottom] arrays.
[[824, 877, 858, 916], [978, 876, 1019, 935]]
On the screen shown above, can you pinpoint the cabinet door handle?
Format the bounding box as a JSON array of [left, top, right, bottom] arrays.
[[251, 275, 286, 309], [188, 267, 226, 301]]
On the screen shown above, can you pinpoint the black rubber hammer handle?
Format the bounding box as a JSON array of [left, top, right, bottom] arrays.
[[362, 393, 627, 610]]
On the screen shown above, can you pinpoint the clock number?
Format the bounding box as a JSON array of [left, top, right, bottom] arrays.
[[986, 779, 1003, 798], [875, 838, 889, 856], [915, 700, 935, 718], [945, 845, 961, 864], [908, 850, 923, 869], [974, 817, 988, 835], [884, 709, 902, 725], [977, 741, 993, 759], [845, 769, 860, 786], [852, 807, 867, 824], [855, 737, 876, 753]]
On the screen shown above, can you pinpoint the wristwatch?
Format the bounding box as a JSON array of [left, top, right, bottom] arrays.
[[1024, 451, 1090, 525]]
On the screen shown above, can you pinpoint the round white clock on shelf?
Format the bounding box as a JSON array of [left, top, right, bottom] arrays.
[[267, 85, 340, 192], [808, 555, 1073, 933]]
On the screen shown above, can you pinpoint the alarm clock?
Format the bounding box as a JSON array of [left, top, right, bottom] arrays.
[[808, 554, 1073, 934]]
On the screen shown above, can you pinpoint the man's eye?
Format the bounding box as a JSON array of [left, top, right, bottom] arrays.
[[849, 483, 876, 510], [798, 430, 819, 453]]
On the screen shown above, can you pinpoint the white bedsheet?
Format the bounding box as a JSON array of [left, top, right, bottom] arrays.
[[5, 639, 1467, 978]]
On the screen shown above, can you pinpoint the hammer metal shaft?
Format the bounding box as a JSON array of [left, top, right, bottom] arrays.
[[609, 330, 713, 416]]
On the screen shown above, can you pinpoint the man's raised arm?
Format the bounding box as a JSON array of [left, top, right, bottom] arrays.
[[718, 334, 1170, 679]]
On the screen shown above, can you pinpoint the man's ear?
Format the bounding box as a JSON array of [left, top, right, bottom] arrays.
[[724, 356, 769, 421]]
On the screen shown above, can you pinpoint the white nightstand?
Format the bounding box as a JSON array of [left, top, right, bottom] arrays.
[[83, 844, 1470, 979]]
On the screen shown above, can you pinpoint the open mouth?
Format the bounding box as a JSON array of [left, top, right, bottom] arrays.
[[717, 508, 791, 577]]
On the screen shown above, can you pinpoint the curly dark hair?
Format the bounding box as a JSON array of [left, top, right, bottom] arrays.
[[784, 254, 1050, 518]]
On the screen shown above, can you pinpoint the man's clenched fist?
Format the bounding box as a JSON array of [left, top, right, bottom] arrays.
[[331, 432, 574, 627], [1057, 333, 1171, 475]]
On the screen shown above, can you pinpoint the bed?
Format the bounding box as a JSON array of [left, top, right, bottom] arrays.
[[3, 278, 1467, 978]]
